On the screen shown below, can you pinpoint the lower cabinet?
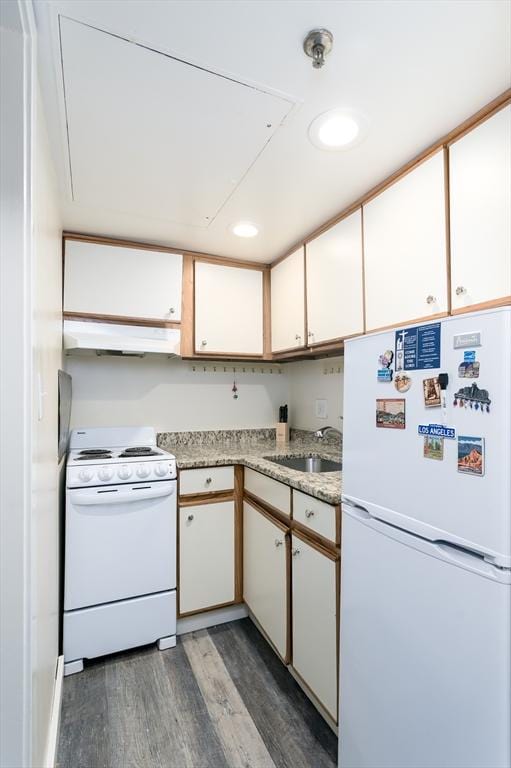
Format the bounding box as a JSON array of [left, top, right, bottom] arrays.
[[179, 500, 235, 615], [243, 500, 289, 661], [291, 532, 339, 721]]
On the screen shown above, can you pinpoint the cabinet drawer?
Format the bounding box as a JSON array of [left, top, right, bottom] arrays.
[[179, 466, 234, 496], [244, 468, 291, 517], [293, 490, 338, 545]]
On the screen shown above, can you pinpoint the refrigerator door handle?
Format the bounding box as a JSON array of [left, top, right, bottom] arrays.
[[342, 496, 372, 520]]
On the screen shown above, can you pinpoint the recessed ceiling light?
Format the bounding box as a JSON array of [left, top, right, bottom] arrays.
[[309, 108, 367, 151], [231, 221, 259, 238]]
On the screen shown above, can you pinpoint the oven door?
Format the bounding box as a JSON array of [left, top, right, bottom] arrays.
[[65, 481, 176, 611]]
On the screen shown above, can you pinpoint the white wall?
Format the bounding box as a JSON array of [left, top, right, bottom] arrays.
[[30, 86, 63, 767], [66, 353, 344, 435], [286, 356, 344, 432], [66, 356, 288, 432]]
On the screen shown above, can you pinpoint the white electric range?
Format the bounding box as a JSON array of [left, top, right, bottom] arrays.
[[64, 427, 177, 676]]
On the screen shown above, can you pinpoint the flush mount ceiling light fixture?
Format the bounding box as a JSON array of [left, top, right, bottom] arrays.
[[231, 221, 259, 238], [303, 28, 334, 69], [308, 108, 367, 151]]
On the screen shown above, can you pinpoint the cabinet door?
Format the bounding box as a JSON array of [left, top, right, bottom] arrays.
[[64, 240, 183, 321], [363, 151, 447, 331], [243, 501, 289, 660], [271, 247, 305, 352], [292, 533, 338, 721], [179, 500, 235, 615], [194, 261, 263, 355], [306, 210, 363, 343], [449, 105, 511, 310]]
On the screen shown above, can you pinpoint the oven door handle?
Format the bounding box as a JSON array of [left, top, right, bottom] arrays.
[[70, 484, 175, 506]]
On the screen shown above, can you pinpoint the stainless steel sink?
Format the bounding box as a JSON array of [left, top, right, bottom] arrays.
[[264, 455, 342, 473]]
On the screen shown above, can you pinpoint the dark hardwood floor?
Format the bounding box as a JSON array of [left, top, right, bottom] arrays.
[[57, 618, 338, 768]]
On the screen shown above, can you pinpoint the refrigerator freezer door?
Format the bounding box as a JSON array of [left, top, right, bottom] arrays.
[[339, 506, 511, 768], [342, 307, 511, 566]]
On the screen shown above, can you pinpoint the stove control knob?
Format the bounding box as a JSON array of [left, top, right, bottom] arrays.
[[136, 464, 151, 479], [98, 466, 114, 482], [118, 465, 132, 480], [154, 462, 168, 477], [78, 468, 94, 483]]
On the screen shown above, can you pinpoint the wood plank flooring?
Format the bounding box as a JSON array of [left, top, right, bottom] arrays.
[[57, 618, 338, 768]]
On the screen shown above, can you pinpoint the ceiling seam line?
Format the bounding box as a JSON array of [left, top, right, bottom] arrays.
[[58, 14, 75, 201], [58, 14, 295, 103]]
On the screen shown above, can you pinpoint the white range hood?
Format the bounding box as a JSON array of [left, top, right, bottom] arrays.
[[63, 320, 181, 357]]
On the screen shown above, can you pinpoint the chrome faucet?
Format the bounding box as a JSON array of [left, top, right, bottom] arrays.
[[314, 426, 342, 439]]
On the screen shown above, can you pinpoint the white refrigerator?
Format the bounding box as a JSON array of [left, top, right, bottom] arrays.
[[339, 307, 511, 768]]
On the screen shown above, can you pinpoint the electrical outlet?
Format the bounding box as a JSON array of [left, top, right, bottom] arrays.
[[315, 399, 328, 419]]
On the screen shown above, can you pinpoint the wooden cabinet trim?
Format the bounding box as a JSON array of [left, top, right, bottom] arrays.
[[179, 490, 235, 506], [451, 297, 511, 315], [292, 528, 339, 561], [443, 147, 452, 315], [180, 253, 194, 356], [179, 598, 242, 619], [243, 493, 290, 534], [63, 311, 181, 329]]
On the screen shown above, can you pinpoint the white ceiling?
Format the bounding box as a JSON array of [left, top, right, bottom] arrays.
[[35, 0, 511, 263]]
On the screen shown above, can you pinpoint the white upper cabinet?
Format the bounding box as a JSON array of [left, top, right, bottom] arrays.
[[64, 240, 183, 322], [306, 209, 364, 343], [363, 151, 448, 331], [271, 248, 305, 352], [449, 105, 511, 310], [194, 261, 264, 355]]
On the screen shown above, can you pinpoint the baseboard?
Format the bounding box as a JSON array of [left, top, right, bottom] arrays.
[[177, 603, 248, 635], [43, 655, 64, 768]]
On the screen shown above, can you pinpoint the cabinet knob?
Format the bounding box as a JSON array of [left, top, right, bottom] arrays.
[[205, 477, 212, 484], [295, 334, 301, 341], [168, 307, 175, 315], [201, 340, 207, 346], [274, 539, 283, 548], [308, 331, 314, 338], [426, 295, 436, 305], [187, 514, 194, 522], [455, 286, 467, 296], [305, 509, 315, 518], [292, 548, 301, 557]]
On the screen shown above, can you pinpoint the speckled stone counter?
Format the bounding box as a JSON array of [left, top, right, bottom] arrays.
[[157, 429, 342, 505]]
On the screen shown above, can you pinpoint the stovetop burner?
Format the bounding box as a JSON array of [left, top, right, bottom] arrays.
[[118, 448, 161, 458], [75, 453, 113, 461], [79, 449, 111, 455]]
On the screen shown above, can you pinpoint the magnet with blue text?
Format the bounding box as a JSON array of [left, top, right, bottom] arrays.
[[377, 368, 393, 382], [418, 423, 456, 439]]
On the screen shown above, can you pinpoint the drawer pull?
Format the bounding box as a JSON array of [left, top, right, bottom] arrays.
[[187, 514, 194, 522], [274, 539, 283, 548], [205, 477, 212, 484], [292, 548, 301, 557], [305, 509, 315, 518], [455, 286, 467, 296], [426, 295, 436, 305]]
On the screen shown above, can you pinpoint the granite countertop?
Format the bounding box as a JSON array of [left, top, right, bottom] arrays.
[[157, 429, 342, 505]]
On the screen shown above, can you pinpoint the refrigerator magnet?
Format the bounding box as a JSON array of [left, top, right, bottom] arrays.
[[457, 436, 485, 476], [458, 360, 480, 379], [379, 350, 394, 368], [423, 376, 441, 407], [423, 436, 443, 460], [394, 373, 412, 393], [376, 398, 406, 429], [377, 368, 393, 382]]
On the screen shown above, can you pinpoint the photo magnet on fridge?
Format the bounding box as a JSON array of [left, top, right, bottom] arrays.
[[377, 368, 393, 382], [423, 376, 441, 407], [394, 373, 412, 393], [379, 350, 394, 368], [423, 436, 444, 460], [376, 399, 406, 429], [458, 360, 480, 378], [457, 436, 485, 476]]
